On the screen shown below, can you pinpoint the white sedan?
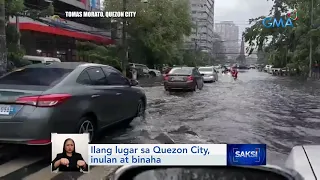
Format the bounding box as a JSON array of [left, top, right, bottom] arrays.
[[198, 66, 219, 82]]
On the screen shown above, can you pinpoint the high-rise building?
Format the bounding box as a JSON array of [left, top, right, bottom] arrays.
[[214, 21, 239, 60], [184, 0, 215, 53]]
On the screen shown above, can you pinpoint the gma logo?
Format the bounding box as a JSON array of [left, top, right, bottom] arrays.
[[262, 17, 293, 28]]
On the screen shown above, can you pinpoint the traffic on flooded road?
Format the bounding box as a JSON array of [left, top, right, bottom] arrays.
[[0, 69, 319, 179]]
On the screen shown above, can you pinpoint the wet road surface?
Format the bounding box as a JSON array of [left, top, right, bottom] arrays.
[[106, 70, 320, 166], [0, 70, 320, 179]]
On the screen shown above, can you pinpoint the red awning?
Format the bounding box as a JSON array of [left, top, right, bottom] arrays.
[[18, 23, 115, 44]]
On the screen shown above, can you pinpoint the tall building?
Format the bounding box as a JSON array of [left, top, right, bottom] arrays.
[[185, 0, 215, 53], [214, 21, 239, 60], [9, 0, 114, 61]]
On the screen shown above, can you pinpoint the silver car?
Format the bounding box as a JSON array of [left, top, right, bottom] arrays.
[[198, 66, 218, 82], [0, 62, 146, 145]]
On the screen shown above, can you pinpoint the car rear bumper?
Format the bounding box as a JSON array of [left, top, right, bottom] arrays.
[[164, 81, 195, 89], [203, 76, 214, 81], [0, 105, 80, 145]]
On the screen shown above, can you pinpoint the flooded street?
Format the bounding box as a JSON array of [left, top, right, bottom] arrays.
[[104, 70, 320, 166], [1, 70, 320, 179]]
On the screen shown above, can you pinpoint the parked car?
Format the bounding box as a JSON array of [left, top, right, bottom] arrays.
[[129, 63, 161, 77], [198, 66, 218, 83], [249, 64, 256, 69], [22, 55, 61, 64], [0, 62, 146, 145], [264, 65, 273, 73], [163, 67, 204, 91]]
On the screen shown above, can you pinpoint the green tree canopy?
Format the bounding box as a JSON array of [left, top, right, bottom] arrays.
[[104, 0, 193, 67], [5, 0, 54, 69], [243, 0, 318, 73]]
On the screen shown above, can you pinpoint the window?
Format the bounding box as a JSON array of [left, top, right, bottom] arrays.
[[29, 60, 42, 64], [169, 68, 192, 75], [77, 71, 92, 84], [0, 68, 72, 86], [198, 67, 213, 72], [102, 67, 129, 85], [86, 67, 107, 85]]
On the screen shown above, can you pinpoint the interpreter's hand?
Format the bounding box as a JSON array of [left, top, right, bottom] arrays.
[[60, 158, 69, 166], [77, 160, 86, 167]]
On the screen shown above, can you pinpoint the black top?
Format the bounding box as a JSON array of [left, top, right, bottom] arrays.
[[51, 152, 88, 172]]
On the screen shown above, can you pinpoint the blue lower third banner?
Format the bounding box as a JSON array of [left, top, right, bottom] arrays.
[[227, 144, 266, 166]]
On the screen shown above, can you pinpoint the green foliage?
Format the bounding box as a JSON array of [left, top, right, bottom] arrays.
[[243, 0, 319, 73], [182, 50, 211, 67], [4, 0, 54, 70], [76, 41, 121, 68], [5, 0, 24, 16], [6, 24, 29, 68], [104, 0, 194, 67]]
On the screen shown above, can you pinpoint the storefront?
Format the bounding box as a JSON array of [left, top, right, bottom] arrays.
[[11, 16, 115, 62]]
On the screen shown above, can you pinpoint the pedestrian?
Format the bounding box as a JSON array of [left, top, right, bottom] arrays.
[[231, 64, 238, 80], [51, 138, 88, 172]]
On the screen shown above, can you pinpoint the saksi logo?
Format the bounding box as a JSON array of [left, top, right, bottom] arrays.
[[234, 150, 258, 158], [263, 9, 298, 28]]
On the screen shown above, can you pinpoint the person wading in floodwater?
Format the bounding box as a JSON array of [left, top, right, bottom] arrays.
[[230, 64, 238, 80]]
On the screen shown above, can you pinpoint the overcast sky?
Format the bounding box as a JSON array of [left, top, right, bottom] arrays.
[[215, 0, 273, 34], [100, 0, 273, 34]]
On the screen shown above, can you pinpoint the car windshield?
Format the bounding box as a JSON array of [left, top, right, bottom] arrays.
[[29, 60, 42, 64], [198, 67, 213, 72], [0, 68, 73, 86], [169, 68, 192, 75]]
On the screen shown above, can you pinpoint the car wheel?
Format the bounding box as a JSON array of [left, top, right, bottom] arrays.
[[77, 116, 96, 142], [149, 71, 156, 77], [136, 99, 146, 117]]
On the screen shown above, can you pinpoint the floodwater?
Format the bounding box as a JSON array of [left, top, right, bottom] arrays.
[[104, 70, 320, 166], [1, 70, 320, 179]]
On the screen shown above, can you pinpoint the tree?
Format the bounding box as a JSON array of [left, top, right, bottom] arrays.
[[243, 0, 319, 76], [104, 0, 193, 67], [76, 41, 121, 69], [4, 0, 54, 70]]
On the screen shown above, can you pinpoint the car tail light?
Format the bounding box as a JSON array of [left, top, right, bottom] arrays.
[[16, 94, 71, 107], [164, 75, 169, 81], [27, 139, 51, 145], [187, 76, 193, 81]]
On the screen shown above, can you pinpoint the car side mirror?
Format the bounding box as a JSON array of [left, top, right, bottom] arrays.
[[130, 79, 139, 86]]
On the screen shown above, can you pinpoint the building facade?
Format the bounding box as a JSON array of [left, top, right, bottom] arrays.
[[214, 21, 239, 60], [185, 0, 215, 53], [9, 0, 114, 62]]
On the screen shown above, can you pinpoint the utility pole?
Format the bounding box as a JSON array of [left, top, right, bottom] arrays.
[[309, 0, 313, 78], [0, 0, 7, 71], [194, 21, 198, 52], [122, 0, 128, 76]]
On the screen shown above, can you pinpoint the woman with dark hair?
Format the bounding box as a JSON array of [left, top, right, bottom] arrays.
[[51, 138, 88, 172]]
